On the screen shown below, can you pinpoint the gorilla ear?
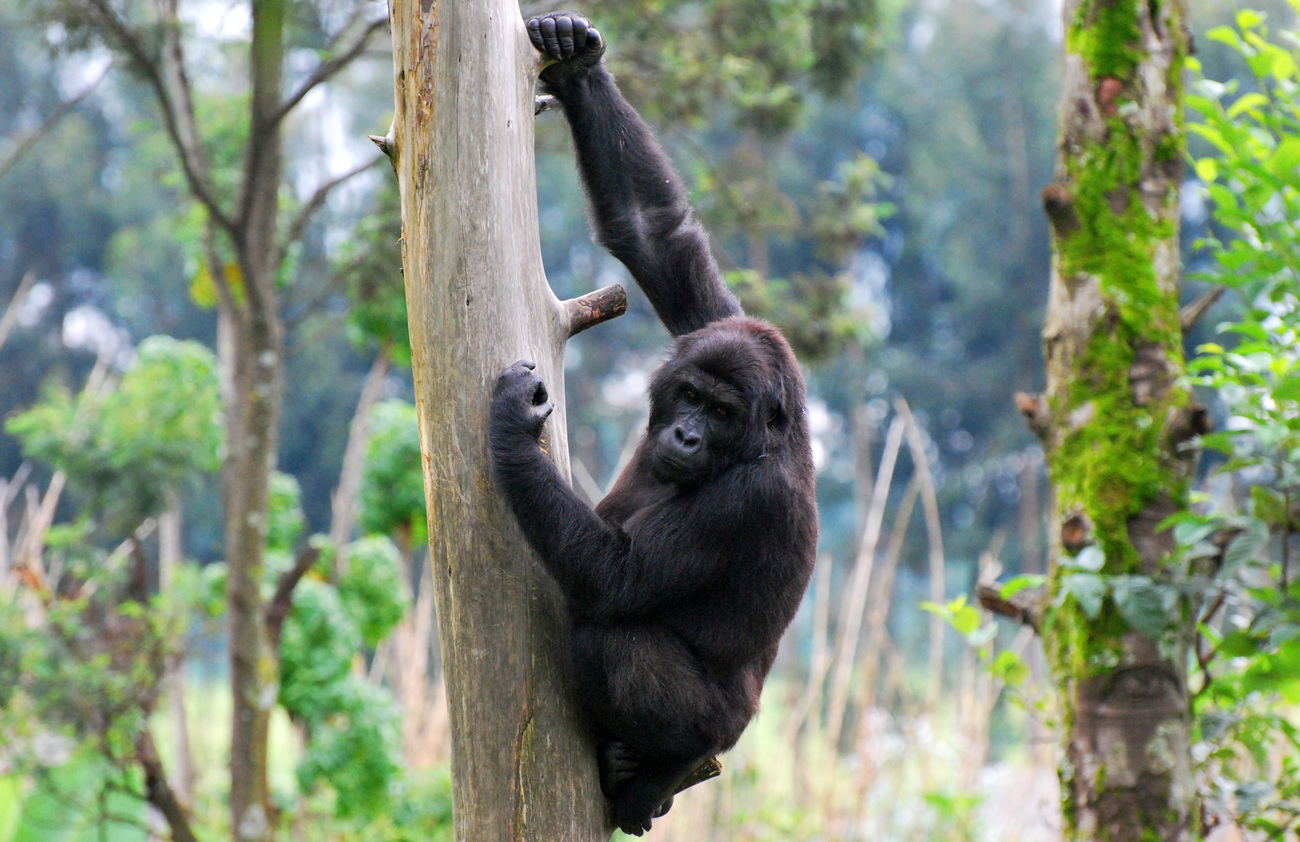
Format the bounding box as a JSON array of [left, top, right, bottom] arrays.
[[767, 397, 787, 429], [763, 374, 794, 431]]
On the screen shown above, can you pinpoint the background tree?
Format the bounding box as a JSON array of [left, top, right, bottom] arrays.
[[1025, 0, 1202, 835], [3, 0, 392, 837]]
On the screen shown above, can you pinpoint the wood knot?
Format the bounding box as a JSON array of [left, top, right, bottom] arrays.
[[1042, 184, 1079, 236], [1015, 391, 1051, 441], [1097, 77, 1124, 116], [1061, 511, 1092, 555]]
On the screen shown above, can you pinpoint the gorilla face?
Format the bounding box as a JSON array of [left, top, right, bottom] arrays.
[[648, 370, 748, 485]]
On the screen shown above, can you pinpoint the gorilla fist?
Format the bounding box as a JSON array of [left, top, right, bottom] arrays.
[[491, 360, 554, 441], [527, 11, 605, 90]]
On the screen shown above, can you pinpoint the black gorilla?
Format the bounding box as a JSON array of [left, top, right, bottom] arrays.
[[490, 11, 817, 836]]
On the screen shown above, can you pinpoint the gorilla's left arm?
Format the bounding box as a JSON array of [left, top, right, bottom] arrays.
[[528, 11, 742, 337]]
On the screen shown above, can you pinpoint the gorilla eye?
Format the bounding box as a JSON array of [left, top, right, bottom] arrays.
[[682, 386, 701, 403], [713, 406, 729, 419]]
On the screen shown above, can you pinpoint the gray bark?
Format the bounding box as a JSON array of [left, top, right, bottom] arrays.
[[385, 0, 624, 837]]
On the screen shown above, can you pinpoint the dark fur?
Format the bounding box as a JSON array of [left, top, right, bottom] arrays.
[[491, 12, 817, 836]]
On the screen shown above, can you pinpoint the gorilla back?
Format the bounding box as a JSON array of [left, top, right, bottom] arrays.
[[490, 11, 817, 837]]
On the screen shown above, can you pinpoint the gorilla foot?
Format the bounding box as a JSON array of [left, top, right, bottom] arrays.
[[607, 754, 699, 836], [598, 741, 640, 798]]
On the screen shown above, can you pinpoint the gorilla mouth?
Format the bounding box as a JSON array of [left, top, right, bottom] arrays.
[[654, 454, 699, 484]]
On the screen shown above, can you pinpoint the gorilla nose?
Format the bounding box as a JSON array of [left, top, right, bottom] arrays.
[[673, 424, 701, 453]]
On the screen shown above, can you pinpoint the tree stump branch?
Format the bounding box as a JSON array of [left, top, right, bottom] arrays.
[[266, 544, 322, 650], [976, 583, 1042, 633], [674, 756, 723, 795], [1179, 286, 1225, 332], [564, 284, 628, 338]]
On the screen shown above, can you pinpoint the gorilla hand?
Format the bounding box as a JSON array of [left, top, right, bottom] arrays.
[[527, 11, 605, 90], [491, 361, 554, 442]]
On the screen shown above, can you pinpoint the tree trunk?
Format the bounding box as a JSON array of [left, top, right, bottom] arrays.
[[159, 494, 195, 804], [1035, 0, 1199, 836], [226, 0, 286, 836], [384, 0, 624, 837]]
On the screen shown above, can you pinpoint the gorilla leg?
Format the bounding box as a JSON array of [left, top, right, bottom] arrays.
[[570, 624, 733, 835]]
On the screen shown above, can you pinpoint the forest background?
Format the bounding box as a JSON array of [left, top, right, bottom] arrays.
[[0, 0, 1296, 838]]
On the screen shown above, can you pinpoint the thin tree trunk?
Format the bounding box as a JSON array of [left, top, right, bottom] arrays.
[[384, 0, 624, 837], [329, 348, 391, 552], [159, 493, 195, 805], [226, 0, 286, 836], [1035, 0, 1200, 835]]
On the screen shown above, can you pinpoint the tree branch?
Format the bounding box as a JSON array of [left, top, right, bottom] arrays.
[[0, 271, 37, 353], [271, 17, 388, 128], [274, 155, 384, 271], [328, 348, 392, 553], [975, 583, 1041, 633], [675, 757, 722, 795], [265, 544, 322, 650], [563, 284, 627, 338], [136, 727, 200, 842], [82, 0, 235, 236], [0, 62, 112, 182], [1180, 286, 1226, 332], [369, 122, 397, 175]]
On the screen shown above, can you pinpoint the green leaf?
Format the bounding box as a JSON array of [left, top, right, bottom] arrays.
[[1112, 577, 1170, 639], [1075, 545, 1105, 572], [951, 603, 982, 637], [1218, 629, 1259, 658], [1270, 137, 1300, 179], [1272, 374, 1300, 403], [1205, 25, 1243, 49], [1060, 573, 1106, 619], [1228, 92, 1270, 117], [1236, 8, 1265, 29], [1223, 519, 1270, 573], [991, 650, 1029, 686], [1000, 574, 1047, 599]]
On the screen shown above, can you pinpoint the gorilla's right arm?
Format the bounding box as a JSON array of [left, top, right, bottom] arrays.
[[528, 11, 742, 336]]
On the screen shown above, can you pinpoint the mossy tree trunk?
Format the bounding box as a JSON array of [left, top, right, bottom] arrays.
[[1029, 0, 1201, 836], [382, 0, 624, 837]]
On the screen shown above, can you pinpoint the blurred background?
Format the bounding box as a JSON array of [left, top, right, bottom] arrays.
[[0, 0, 1280, 838]]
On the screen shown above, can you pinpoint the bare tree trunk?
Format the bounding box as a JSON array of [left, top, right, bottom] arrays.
[[226, 0, 286, 836], [384, 0, 624, 837], [1033, 0, 1201, 835], [329, 349, 391, 552], [159, 493, 195, 804]]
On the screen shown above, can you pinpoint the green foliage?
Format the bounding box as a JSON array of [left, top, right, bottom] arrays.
[[1184, 8, 1300, 834], [922, 595, 994, 645], [266, 471, 307, 553], [279, 580, 360, 719], [278, 543, 407, 819], [4, 748, 148, 842], [339, 537, 409, 648], [359, 400, 427, 545], [5, 337, 222, 530], [587, 0, 886, 134], [339, 180, 409, 363], [305, 767, 453, 842], [295, 678, 402, 819]]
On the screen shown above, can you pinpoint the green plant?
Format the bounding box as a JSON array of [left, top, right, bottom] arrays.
[[1183, 8, 1300, 835]]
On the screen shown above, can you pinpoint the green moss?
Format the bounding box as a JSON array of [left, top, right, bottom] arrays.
[[1044, 120, 1188, 680], [1067, 0, 1145, 80]]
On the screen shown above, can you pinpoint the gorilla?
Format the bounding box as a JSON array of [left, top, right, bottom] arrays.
[[490, 11, 817, 836]]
